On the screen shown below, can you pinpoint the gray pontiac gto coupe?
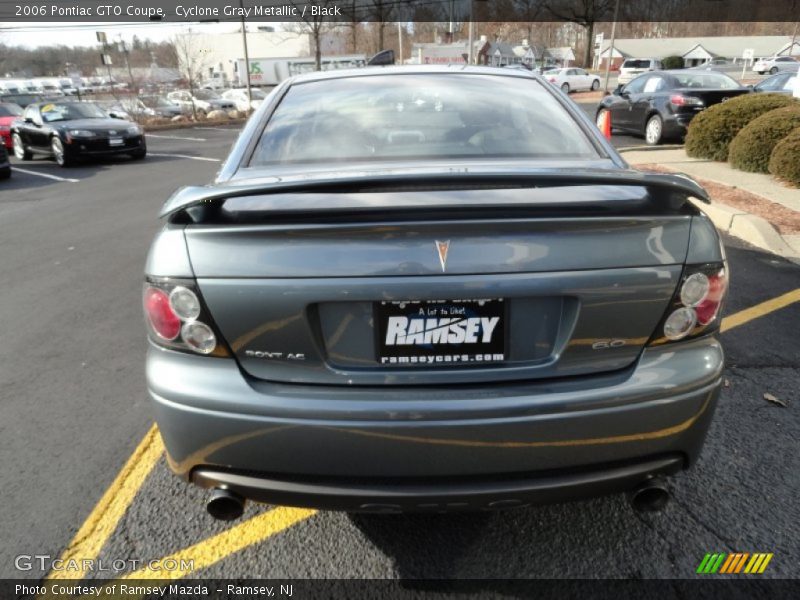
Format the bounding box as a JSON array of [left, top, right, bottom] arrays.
[[144, 66, 727, 520]]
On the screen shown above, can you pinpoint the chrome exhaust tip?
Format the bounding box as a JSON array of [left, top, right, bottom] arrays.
[[206, 488, 246, 521], [629, 477, 670, 513]]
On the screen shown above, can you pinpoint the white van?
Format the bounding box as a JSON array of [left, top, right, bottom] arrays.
[[618, 58, 663, 84]]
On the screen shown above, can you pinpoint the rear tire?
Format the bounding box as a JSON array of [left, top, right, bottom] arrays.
[[645, 114, 663, 146], [769, 67, 779, 75], [12, 134, 32, 160], [0, 166, 10, 179], [561, 82, 570, 94], [591, 79, 600, 91]]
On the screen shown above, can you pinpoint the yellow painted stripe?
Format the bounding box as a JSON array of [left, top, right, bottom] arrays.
[[719, 553, 736, 574], [734, 553, 750, 573], [121, 506, 316, 580], [758, 553, 774, 573], [743, 553, 760, 573], [751, 553, 768, 573], [45, 424, 164, 581], [721, 288, 800, 333]]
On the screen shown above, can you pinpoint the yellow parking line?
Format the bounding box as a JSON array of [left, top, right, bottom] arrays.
[[45, 425, 164, 581], [721, 288, 800, 333], [119, 507, 316, 581]]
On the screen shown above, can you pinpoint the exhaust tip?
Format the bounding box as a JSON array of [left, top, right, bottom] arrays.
[[207, 488, 245, 521], [629, 477, 670, 513]]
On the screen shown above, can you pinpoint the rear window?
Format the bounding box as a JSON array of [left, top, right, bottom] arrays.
[[671, 72, 741, 89], [249, 74, 598, 166], [622, 60, 652, 69]]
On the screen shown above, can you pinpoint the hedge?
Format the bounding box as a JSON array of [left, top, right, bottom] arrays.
[[728, 105, 800, 173], [768, 126, 800, 186], [684, 93, 798, 161], [662, 56, 684, 69]]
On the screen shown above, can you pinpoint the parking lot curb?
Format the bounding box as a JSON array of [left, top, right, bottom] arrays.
[[690, 199, 800, 263]]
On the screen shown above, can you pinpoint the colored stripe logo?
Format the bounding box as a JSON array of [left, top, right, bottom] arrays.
[[697, 552, 773, 574]]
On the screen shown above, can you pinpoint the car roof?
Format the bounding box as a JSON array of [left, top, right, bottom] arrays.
[[287, 64, 540, 86]]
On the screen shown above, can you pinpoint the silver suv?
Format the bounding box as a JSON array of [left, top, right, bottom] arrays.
[[618, 58, 663, 84]]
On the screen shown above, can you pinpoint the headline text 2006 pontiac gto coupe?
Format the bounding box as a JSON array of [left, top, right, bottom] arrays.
[[144, 66, 727, 520]]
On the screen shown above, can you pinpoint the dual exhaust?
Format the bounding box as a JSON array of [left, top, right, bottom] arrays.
[[205, 478, 671, 521]]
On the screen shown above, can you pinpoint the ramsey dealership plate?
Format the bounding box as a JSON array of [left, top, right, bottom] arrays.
[[375, 299, 506, 367]]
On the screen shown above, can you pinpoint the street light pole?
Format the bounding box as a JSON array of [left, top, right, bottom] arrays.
[[603, 0, 620, 93], [240, 0, 252, 112]]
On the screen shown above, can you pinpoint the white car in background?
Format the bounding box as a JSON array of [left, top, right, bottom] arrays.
[[617, 58, 663, 84], [752, 56, 799, 75], [221, 87, 267, 112], [544, 68, 601, 94]]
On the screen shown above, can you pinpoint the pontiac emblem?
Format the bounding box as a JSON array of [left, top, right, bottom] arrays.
[[435, 240, 450, 272]]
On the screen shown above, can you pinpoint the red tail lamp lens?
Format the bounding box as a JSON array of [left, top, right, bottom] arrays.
[[695, 269, 727, 325], [144, 287, 181, 340]]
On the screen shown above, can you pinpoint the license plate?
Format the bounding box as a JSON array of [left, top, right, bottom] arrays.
[[108, 137, 123, 146], [375, 299, 506, 367]]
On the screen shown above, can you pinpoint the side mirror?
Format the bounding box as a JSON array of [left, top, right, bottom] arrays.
[[613, 84, 623, 96], [24, 116, 35, 124], [108, 112, 125, 119]]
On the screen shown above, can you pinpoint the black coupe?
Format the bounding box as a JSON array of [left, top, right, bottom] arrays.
[[596, 70, 750, 145], [11, 101, 146, 167]]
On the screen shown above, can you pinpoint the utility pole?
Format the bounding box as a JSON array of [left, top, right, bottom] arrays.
[[240, 0, 252, 112], [467, 1, 474, 65], [398, 22, 403, 65], [603, 0, 620, 93]]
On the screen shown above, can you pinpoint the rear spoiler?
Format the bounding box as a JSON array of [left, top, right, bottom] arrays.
[[159, 169, 710, 220]]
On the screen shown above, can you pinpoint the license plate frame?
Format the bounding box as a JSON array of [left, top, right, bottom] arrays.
[[108, 137, 124, 146], [375, 298, 507, 367]]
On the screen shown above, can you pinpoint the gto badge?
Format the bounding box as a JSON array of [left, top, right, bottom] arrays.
[[435, 240, 450, 272], [592, 339, 627, 350]]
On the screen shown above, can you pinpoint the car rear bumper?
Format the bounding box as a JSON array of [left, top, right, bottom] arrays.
[[147, 335, 723, 509]]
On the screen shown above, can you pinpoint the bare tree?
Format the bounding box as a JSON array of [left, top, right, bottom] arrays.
[[545, 0, 614, 67], [289, 1, 338, 70], [368, 0, 395, 53], [170, 32, 211, 119]]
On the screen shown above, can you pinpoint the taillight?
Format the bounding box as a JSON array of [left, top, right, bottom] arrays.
[[669, 94, 704, 107], [143, 278, 228, 357], [650, 263, 728, 345]]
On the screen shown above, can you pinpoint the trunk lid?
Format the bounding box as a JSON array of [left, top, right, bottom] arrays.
[[181, 183, 693, 386]]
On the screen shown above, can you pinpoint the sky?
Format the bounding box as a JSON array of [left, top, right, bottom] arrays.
[[0, 22, 243, 48]]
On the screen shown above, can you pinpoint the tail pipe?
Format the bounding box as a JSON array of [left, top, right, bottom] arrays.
[[206, 488, 246, 521], [628, 477, 671, 512]]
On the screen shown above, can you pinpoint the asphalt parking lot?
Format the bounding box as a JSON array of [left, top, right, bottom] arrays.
[[1, 122, 798, 583]]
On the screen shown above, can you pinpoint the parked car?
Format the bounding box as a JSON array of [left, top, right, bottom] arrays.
[[752, 71, 799, 95], [689, 57, 735, 72], [543, 67, 601, 93], [0, 102, 23, 149], [221, 87, 267, 111], [11, 101, 146, 167], [133, 96, 184, 118], [144, 66, 728, 520], [0, 93, 48, 108], [166, 90, 236, 115], [752, 56, 799, 75], [617, 58, 663, 84], [596, 69, 750, 145], [0, 142, 10, 179]]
